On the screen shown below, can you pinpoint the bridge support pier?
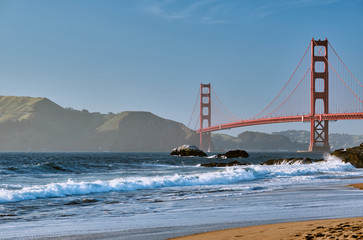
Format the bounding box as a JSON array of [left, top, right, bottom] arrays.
[[309, 38, 330, 152], [200, 83, 212, 151]]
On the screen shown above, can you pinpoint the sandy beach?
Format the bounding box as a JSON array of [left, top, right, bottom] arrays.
[[349, 183, 363, 190], [170, 184, 363, 240], [170, 217, 363, 240]]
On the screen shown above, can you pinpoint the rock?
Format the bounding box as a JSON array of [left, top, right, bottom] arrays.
[[201, 160, 248, 167], [261, 158, 324, 165], [331, 143, 363, 168], [211, 149, 249, 159], [224, 149, 249, 158], [170, 144, 207, 157]]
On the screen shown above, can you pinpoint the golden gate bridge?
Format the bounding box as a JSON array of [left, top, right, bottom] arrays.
[[188, 38, 363, 152]]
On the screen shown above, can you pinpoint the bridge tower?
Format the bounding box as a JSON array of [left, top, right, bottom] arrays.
[[200, 83, 212, 151], [309, 38, 330, 151]]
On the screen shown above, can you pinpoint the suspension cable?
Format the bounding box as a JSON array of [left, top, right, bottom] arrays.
[[211, 101, 241, 122], [263, 66, 311, 118], [247, 41, 312, 120], [194, 115, 200, 130], [313, 40, 363, 104], [211, 86, 242, 121], [328, 42, 363, 88], [187, 85, 201, 128]]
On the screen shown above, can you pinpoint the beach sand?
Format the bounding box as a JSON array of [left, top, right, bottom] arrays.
[[170, 217, 363, 240], [170, 184, 363, 240], [349, 183, 363, 190]]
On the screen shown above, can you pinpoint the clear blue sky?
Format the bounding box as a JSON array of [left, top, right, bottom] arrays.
[[0, 0, 362, 135]]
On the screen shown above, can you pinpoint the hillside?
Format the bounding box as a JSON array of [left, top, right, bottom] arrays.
[[0, 96, 199, 151], [212, 130, 363, 151], [212, 131, 303, 151], [94, 111, 198, 151], [274, 130, 363, 150]]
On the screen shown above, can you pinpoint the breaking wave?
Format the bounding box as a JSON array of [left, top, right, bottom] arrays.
[[0, 157, 355, 203]]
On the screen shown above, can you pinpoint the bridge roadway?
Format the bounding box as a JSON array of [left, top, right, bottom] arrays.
[[197, 112, 363, 133]]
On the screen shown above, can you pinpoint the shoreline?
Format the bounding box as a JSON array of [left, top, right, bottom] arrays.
[[170, 217, 363, 240], [349, 183, 363, 190], [3, 181, 363, 240], [25, 216, 363, 240], [170, 184, 363, 240]]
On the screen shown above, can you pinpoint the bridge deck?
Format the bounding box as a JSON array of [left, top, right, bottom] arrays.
[[197, 112, 363, 133]]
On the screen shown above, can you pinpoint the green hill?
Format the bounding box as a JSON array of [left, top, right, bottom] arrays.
[[212, 131, 298, 151], [94, 111, 198, 151], [274, 130, 363, 150], [212, 130, 363, 151], [0, 96, 64, 123], [0, 96, 198, 151]]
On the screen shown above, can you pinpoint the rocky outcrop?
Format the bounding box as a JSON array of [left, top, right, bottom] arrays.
[[170, 145, 207, 157], [209, 149, 249, 159], [261, 158, 324, 165], [201, 160, 248, 167], [331, 143, 363, 168], [224, 149, 249, 158]]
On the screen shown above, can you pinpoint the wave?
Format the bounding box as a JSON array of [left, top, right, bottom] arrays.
[[35, 162, 72, 172], [1, 162, 74, 175], [0, 157, 356, 203], [254, 155, 354, 177]]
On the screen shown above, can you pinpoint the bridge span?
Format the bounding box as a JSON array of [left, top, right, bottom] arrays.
[[189, 38, 363, 152]]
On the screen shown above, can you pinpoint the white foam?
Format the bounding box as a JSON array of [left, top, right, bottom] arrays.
[[0, 157, 356, 203], [255, 156, 354, 177], [0, 169, 256, 203]]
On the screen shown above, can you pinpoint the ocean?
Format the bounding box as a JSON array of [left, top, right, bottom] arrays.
[[1, 152, 363, 239]]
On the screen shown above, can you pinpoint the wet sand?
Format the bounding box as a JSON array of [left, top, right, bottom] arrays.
[[170, 217, 363, 240], [349, 183, 363, 190], [170, 184, 363, 240]]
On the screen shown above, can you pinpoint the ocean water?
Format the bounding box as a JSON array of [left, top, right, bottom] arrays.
[[1, 152, 363, 239]]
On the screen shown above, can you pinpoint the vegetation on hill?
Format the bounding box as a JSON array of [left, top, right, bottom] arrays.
[[212, 131, 303, 151], [212, 130, 363, 151], [275, 130, 363, 150], [0, 96, 198, 151]]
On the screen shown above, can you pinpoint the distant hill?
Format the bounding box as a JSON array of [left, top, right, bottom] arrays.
[[212, 130, 363, 151], [212, 131, 304, 151], [273, 130, 363, 150], [0, 96, 198, 151]]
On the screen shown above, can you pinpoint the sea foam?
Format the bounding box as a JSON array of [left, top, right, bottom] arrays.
[[0, 157, 355, 203]]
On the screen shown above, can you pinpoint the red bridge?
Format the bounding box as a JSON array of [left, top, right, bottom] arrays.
[[188, 38, 363, 152]]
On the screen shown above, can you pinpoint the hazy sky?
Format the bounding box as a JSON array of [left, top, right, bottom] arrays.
[[0, 0, 362, 135]]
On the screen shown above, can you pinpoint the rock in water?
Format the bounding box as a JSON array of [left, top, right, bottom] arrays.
[[261, 158, 324, 165], [211, 149, 249, 159], [224, 149, 249, 158], [170, 144, 207, 157], [331, 143, 363, 168], [201, 160, 248, 167]]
